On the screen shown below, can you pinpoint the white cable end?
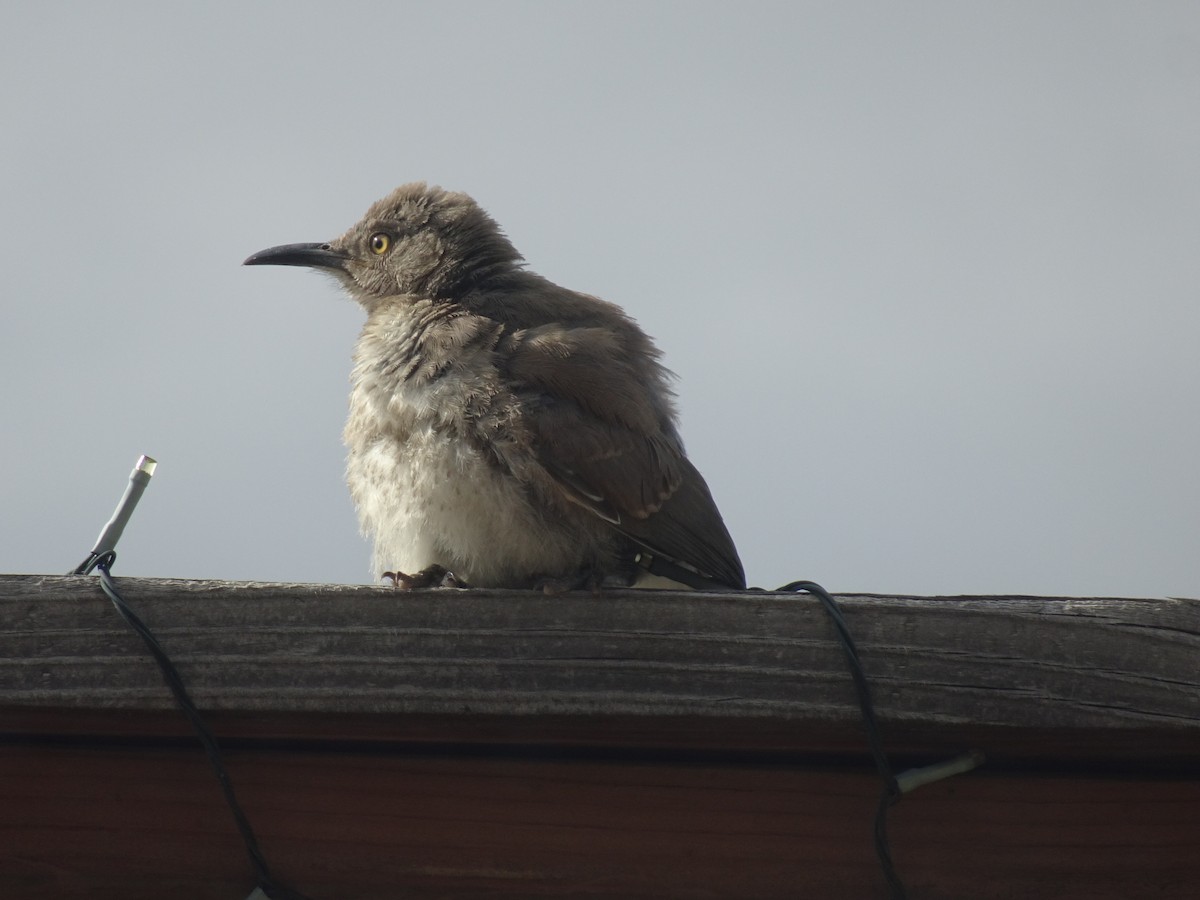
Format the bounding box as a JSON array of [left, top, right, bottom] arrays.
[[896, 749, 986, 795]]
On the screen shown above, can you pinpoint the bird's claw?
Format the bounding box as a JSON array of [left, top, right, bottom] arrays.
[[382, 564, 469, 589]]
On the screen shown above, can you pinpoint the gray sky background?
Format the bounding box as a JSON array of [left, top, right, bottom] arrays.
[[2, 2, 1197, 598]]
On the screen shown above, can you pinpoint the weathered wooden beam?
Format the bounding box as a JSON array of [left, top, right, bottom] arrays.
[[2, 574, 1197, 761], [2, 574, 1199, 899]]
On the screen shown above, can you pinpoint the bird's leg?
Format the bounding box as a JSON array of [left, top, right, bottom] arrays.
[[382, 564, 469, 589]]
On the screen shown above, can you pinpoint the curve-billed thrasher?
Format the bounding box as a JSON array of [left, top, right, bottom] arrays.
[[245, 183, 745, 590]]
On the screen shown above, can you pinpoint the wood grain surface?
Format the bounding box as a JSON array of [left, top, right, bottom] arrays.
[[2, 574, 1198, 898]]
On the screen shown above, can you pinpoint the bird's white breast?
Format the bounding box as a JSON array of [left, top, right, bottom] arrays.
[[344, 357, 594, 586]]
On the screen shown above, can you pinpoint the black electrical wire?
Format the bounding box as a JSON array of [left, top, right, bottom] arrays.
[[777, 580, 906, 900], [92, 551, 310, 900], [85, 544, 907, 898]]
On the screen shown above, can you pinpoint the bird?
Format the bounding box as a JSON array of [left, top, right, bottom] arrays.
[[244, 183, 745, 591]]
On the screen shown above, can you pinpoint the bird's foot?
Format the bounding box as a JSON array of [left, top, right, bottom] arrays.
[[533, 569, 607, 596], [382, 565, 469, 590]]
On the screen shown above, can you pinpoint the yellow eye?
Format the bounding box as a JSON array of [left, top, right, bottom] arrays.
[[369, 233, 391, 255]]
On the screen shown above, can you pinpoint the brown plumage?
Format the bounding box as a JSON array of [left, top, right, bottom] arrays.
[[245, 183, 745, 590]]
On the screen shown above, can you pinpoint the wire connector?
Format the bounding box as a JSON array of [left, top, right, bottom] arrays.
[[70, 454, 157, 575], [896, 749, 986, 794]]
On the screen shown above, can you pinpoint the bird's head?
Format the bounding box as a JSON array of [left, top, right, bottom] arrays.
[[244, 182, 523, 305]]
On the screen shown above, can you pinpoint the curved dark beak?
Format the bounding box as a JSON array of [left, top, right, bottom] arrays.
[[243, 242, 349, 270]]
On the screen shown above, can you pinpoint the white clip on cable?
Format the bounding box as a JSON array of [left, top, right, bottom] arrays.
[[895, 749, 986, 794], [70, 454, 157, 574]]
